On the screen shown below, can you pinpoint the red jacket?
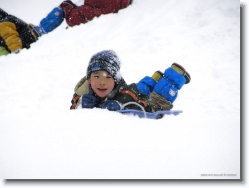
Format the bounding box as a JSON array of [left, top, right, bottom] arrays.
[[60, 0, 132, 27]]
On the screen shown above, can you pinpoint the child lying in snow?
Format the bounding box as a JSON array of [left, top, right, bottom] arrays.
[[0, 0, 132, 56], [38, 0, 132, 32], [0, 8, 63, 56], [70, 50, 191, 112]]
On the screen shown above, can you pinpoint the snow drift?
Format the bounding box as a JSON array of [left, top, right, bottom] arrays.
[[0, 0, 240, 179]]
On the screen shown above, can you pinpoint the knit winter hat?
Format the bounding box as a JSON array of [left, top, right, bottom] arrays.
[[86, 50, 122, 84]]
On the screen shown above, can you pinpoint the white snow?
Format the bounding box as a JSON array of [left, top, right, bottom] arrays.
[[0, 0, 245, 185]]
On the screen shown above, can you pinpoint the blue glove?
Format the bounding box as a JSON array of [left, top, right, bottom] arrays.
[[82, 89, 97, 108], [99, 100, 121, 111]]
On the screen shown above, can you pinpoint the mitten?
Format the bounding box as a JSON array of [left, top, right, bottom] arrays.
[[82, 89, 97, 108], [99, 100, 121, 111]]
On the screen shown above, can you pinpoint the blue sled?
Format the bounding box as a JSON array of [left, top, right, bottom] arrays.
[[117, 109, 183, 119]]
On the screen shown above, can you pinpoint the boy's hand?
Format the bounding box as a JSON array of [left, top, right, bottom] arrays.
[[100, 100, 121, 111], [82, 89, 97, 108]]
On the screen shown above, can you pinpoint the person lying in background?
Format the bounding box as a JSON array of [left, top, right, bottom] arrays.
[[0, 8, 63, 56], [58, 0, 132, 27], [0, 1, 132, 56]]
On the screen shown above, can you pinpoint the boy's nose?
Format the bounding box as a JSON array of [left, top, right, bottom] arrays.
[[99, 80, 106, 85]]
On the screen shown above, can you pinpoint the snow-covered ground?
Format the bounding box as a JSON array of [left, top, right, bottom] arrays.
[[0, 0, 245, 186]]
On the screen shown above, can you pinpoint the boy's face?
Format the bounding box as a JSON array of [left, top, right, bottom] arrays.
[[88, 70, 115, 99]]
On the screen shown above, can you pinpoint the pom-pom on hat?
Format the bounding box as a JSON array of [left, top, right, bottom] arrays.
[[171, 62, 191, 84], [86, 50, 122, 84]]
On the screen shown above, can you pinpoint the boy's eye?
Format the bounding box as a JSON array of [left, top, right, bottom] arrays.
[[94, 76, 99, 79]]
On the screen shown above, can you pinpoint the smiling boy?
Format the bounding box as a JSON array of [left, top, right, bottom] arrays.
[[88, 71, 115, 99], [70, 50, 191, 112]]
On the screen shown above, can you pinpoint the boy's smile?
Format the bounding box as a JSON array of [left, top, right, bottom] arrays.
[[88, 70, 115, 99]]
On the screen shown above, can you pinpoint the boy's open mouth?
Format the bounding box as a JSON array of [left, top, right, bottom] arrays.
[[97, 88, 107, 91]]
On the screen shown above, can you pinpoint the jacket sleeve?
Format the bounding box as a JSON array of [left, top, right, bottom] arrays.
[[70, 76, 90, 110], [0, 22, 22, 52], [74, 76, 90, 96]]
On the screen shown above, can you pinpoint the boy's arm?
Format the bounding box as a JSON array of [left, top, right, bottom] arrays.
[[0, 22, 22, 52], [70, 76, 90, 110], [74, 76, 90, 96]]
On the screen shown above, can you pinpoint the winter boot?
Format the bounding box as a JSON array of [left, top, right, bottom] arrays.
[[153, 63, 191, 103], [39, 7, 64, 33], [28, 24, 46, 38], [137, 70, 164, 96], [171, 62, 191, 84]]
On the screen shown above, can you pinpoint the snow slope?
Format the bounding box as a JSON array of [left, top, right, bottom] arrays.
[[0, 0, 241, 180]]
